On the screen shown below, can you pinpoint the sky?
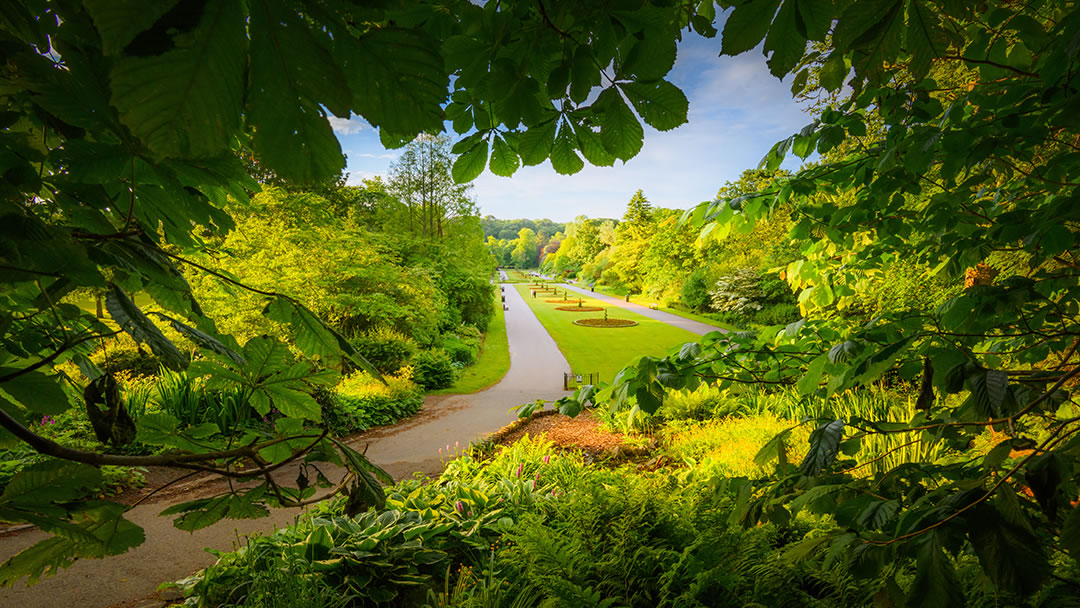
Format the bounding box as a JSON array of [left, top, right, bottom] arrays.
[[331, 35, 813, 223]]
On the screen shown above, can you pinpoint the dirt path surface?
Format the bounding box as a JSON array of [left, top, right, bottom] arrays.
[[558, 283, 726, 336], [0, 283, 570, 608]]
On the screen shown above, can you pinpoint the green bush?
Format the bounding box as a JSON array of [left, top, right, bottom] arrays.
[[182, 433, 888, 608], [89, 334, 166, 378], [412, 349, 455, 390], [333, 369, 423, 431], [193, 510, 454, 607], [662, 384, 733, 421], [752, 302, 800, 326], [454, 324, 483, 349], [189, 435, 566, 607], [350, 326, 417, 374], [440, 335, 478, 366], [680, 268, 710, 312]]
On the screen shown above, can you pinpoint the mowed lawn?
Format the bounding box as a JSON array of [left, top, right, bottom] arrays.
[[591, 285, 739, 331], [514, 284, 699, 382]]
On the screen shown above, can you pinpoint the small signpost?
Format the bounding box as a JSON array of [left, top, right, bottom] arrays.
[[563, 372, 598, 390]]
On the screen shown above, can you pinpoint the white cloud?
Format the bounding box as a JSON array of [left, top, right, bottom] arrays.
[[353, 152, 398, 160], [345, 170, 386, 186], [329, 115, 370, 135]]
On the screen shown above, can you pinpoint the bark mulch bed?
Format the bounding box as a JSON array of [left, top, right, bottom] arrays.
[[573, 318, 638, 327], [556, 306, 604, 312], [489, 410, 626, 458]]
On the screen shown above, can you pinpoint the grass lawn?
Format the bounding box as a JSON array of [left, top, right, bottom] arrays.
[[432, 290, 510, 394], [590, 285, 739, 331], [515, 284, 699, 382]]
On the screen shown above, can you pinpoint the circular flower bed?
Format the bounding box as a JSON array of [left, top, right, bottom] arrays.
[[546, 298, 583, 304], [573, 318, 638, 327], [556, 306, 604, 312]]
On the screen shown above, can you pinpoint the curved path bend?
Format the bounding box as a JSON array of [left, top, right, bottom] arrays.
[[557, 283, 727, 336], [0, 284, 570, 608]]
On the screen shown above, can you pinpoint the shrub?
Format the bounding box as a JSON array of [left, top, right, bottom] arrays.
[[412, 349, 455, 390], [661, 384, 732, 421], [708, 267, 764, 315], [599, 268, 623, 289], [440, 335, 478, 366], [193, 510, 454, 608], [752, 302, 800, 326], [680, 268, 710, 312], [350, 326, 417, 374], [454, 324, 483, 349], [758, 274, 791, 301], [89, 334, 166, 378], [333, 368, 423, 430], [662, 414, 812, 479]]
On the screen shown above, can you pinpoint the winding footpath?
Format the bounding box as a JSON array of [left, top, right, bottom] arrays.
[[0, 284, 571, 608]]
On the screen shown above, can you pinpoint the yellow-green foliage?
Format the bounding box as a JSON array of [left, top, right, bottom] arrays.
[[338, 367, 417, 401], [332, 368, 423, 430], [187, 188, 446, 346], [663, 383, 737, 420], [663, 415, 811, 479]]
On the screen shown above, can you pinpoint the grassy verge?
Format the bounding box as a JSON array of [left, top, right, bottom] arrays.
[[432, 290, 510, 394], [590, 285, 740, 331], [514, 284, 698, 382]]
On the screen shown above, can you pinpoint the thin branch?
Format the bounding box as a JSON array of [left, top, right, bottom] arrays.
[[941, 54, 1038, 78], [127, 470, 203, 509], [0, 400, 325, 469], [161, 249, 288, 299], [0, 331, 120, 384], [70, 229, 144, 241], [123, 156, 136, 231], [840, 438, 922, 474]]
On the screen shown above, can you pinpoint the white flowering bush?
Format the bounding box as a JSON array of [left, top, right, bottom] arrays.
[[708, 268, 764, 315]]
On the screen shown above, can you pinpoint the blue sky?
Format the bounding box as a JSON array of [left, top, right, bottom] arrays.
[[331, 35, 812, 222]]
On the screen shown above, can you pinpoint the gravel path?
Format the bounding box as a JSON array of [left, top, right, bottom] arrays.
[[558, 284, 727, 336], [0, 283, 570, 608]]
